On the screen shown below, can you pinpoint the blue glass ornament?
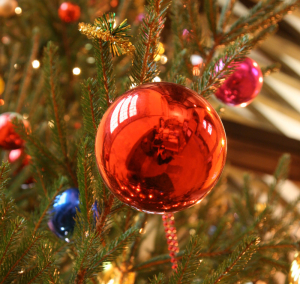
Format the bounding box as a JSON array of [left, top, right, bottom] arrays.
[[48, 188, 79, 241], [48, 188, 100, 241]]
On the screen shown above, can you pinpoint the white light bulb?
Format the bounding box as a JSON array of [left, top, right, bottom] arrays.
[[190, 54, 203, 66], [15, 7, 22, 14], [32, 60, 40, 69], [73, 67, 81, 75]]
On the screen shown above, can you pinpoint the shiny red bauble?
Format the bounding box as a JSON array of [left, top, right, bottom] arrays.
[[95, 82, 227, 214], [215, 57, 263, 107], [58, 2, 81, 23], [0, 112, 29, 150]]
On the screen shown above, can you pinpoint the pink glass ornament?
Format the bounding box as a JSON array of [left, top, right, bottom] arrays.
[[215, 57, 263, 107]]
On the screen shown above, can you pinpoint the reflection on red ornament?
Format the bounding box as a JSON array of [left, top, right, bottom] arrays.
[[95, 82, 227, 214], [8, 148, 31, 165], [58, 2, 81, 23], [0, 112, 30, 150], [8, 148, 34, 184]]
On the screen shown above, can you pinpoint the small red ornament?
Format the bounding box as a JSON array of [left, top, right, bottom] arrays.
[[58, 2, 80, 23], [95, 82, 227, 214], [215, 57, 263, 107], [0, 112, 29, 150], [8, 148, 34, 184]]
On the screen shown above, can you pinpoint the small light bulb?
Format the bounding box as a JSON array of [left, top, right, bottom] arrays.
[[85, 43, 92, 50], [160, 55, 168, 64], [190, 54, 203, 66], [158, 42, 165, 55], [103, 262, 113, 271], [15, 7, 22, 14], [153, 76, 161, 82], [32, 60, 40, 69], [73, 67, 81, 75], [86, 57, 95, 64], [193, 67, 200, 76], [240, 103, 247, 107], [48, 121, 54, 128], [154, 54, 161, 62]]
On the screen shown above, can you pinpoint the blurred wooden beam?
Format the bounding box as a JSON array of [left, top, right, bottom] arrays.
[[223, 119, 300, 181]]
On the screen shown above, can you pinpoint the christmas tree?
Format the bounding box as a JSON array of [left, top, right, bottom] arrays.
[[0, 0, 300, 283]]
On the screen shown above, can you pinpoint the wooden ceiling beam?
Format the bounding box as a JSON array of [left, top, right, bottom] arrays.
[[223, 119, 300, 181]]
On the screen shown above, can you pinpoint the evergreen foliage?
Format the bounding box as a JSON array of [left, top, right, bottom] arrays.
[[0, 0, 299, 283]]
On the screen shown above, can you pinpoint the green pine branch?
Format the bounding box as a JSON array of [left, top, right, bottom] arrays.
[[31, 178, 66, 236], [0, 217, 25, 267], [15, 29, 40, 113], [218, 0, 236, 33], [77, 138, 96, 231], [243, 174, 255, 217], [0, 162, 10, 190], [261, 63, 281, 76], [169, 0, 192, 78], [191, 35, 252, 99], [205, 0, 218, 38], [0, 232, 45, 284], [222, 0, 299, 44], [202, 235, 259, 284], [81, 78, 105, 138], [43, 42, 77, 186], [130, 0, 171, 86], [268, 154, 291, 202], [73, 227, 138, 283], [150, 273, 166, 284], [186, 0, 205, 55], [17, 244, 55, 284], [169, 236, 202, 284]]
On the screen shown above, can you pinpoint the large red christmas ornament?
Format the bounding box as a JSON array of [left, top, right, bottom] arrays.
[[0, 112, 29, 150], [58, 2, 81, 23], [95, 82, 227, 214], [215, 57, 263, 107]]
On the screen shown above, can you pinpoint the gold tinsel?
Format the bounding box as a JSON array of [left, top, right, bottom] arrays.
[[78, 20, 135, 57], [97, 262, 136, 284], [289, 253, 300, 284]]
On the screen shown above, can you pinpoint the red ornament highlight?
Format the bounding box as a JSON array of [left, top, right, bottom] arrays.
[[95, 82, 227, 214], [0, 112, 29, 150], [215, 57, 263, 107], [8, 148, 34, 184], [58, 2, 81, 23]]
